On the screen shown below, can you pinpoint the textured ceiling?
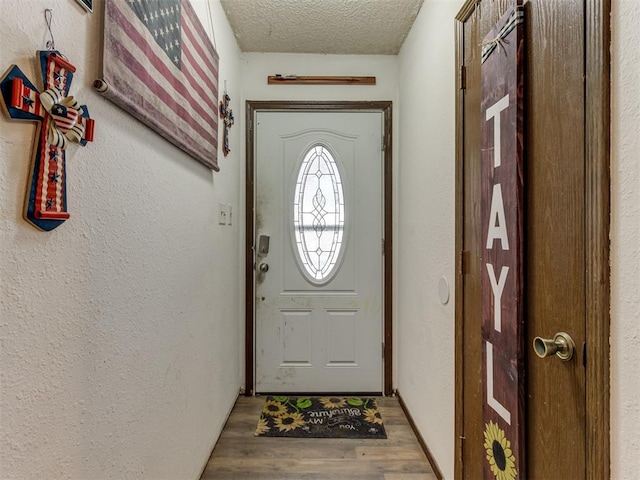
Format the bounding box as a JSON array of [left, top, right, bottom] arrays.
[[220, 0, 425, 55]]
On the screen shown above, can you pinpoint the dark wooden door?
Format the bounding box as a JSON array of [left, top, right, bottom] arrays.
[[457, 0, 588, 478]]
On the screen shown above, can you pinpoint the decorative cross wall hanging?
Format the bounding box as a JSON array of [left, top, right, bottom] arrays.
[[0, 50, 95, 231], [219, 92, 234, 156]]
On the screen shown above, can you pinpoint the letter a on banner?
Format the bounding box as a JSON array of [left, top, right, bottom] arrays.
[[480, 3, 525, 479]]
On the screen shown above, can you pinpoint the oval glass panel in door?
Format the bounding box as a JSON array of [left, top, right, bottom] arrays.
[[293, 144, 346, 284]]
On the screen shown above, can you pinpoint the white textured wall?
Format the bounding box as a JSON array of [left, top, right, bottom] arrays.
[[239, 52, 399, 384], [0, 1, 242, 479], [611, 1, 640, 478], [240, 53, 399, 102], [397, 1, 462, 478]]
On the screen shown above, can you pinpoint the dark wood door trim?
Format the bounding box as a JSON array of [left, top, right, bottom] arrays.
[[585, 1, 611, 478], [453, 7, 467, 478], [453, 1, 611, 478], [245, 100, 394, 396]]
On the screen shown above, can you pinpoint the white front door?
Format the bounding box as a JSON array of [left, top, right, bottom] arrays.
[[254, 110, 384, 393]]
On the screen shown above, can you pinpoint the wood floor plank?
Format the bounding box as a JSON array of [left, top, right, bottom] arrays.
[[202, 474, 386, 480], [356, 445, 427, 461], [200, 396, 435, 480], [204, 458, 433, 475], [384, 474, 438, 480], [211, 441, 359, 459]]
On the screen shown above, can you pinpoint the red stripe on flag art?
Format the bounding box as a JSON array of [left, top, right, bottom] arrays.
[[95, 0, 219, 171]]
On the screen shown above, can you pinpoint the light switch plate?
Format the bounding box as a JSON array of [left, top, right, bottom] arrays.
[[218, 202, 227, 225]]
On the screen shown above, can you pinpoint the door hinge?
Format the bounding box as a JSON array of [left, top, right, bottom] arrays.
[[459, 250, 470, 275], [248, 117, 253, 132], [460, 65, 467, 90], [459, 436, 465, 464]]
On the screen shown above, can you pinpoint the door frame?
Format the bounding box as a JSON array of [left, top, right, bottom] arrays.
[[245, 100, 394, 396], [453, 1, 611, 479]]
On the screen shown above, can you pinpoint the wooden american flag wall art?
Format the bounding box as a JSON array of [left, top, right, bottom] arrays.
[[94, 0, 220, 171]]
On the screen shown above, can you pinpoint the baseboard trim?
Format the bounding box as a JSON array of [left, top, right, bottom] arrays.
[[196, 391, 241, 480], [396, 390, 444, 480]]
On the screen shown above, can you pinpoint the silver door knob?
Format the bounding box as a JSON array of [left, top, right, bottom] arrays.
[[533, 332, 575, 361], [258, 262, 269, 273]]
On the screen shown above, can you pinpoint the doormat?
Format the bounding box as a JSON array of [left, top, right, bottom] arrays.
[[255, 396, 387, 439]]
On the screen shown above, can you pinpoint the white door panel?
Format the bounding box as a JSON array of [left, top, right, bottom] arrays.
[[255, 111, 383, 393]]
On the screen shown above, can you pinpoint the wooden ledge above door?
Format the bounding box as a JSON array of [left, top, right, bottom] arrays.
[[268, 75, 376, 85]]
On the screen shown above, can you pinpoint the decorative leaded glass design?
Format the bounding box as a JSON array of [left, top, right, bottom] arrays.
[[293, 145, 346, 283]]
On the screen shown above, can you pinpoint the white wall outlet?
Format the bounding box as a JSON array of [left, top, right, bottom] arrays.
[[218, 202, 227, 225]]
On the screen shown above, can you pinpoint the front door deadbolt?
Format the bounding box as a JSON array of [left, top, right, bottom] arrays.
[[258, 235, 270, 256]]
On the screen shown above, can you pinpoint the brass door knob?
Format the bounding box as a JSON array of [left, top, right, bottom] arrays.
[[533, 332, 575, 361]]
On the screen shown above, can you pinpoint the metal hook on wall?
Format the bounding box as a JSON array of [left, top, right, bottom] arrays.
[[45, 9, 55, 50]]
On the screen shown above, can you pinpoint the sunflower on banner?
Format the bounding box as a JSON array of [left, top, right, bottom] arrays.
[[484, 421, 517, 480]]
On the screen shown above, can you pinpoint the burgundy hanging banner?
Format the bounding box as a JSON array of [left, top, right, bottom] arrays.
[[480, 4, 525, 480]]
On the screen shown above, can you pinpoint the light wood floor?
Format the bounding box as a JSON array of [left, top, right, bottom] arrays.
[[200, 396, 437, 480]]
